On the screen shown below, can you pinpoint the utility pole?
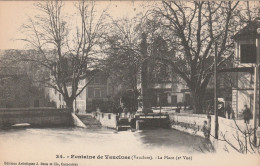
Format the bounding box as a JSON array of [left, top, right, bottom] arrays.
[[254, 28, 260, 145], [256, 2, 260, 144], [258, 0, 260, 128], [253, 42, 258, 145], [257, 28, 260, 128], [73, 67, 76, 113], [214, 42, 219, 139]]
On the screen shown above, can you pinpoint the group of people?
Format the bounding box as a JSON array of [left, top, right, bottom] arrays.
[[207, 103, 234, 119], [207, 102, 253, 124], [225, 103, 253, 124], [221, 103, 233, 119]]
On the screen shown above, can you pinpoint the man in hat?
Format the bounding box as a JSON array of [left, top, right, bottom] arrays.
[[242, 104, 252, 124]]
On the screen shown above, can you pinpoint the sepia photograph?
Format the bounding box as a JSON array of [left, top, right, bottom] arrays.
[[0, 0, 259, 166]]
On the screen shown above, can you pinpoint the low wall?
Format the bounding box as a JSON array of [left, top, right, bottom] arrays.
[[92, 111, 118, 129], [169, 113, 258, 153], [210, 116, 256, 153], [0, 107, 73, 128], [169, 113, 209, 138]]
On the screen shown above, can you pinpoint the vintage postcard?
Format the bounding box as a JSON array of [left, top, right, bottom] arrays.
[[0, 1, 259, 166]]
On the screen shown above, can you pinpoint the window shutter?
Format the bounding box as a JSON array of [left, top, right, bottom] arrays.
[[88, 87, 94, 98], [240, 44, 256, 63], [101, 87, 107, 97]]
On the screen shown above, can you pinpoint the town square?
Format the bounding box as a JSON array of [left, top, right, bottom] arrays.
[[0, 1, 260, 166]]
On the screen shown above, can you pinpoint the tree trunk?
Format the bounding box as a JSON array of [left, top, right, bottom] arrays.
[[139, 33, 152, 113], [65, 99, 74, 112], [141, 60, 151, 111], [191, 90, 205, 114]]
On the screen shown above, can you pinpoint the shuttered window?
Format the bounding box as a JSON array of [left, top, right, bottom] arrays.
[[94, 88, 102, 98], [88, 87, 107, 98], [88, 87, 94, 98], [101, 87, 107, 97], [240, 44, 256, 63]]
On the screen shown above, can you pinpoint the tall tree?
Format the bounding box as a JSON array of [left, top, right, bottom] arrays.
[[103, 15, 179, 112], [103, 16, 162, 113], [101, 17, 143, 106], [149, 1, 243, 113], [20, 0, 107, 110]]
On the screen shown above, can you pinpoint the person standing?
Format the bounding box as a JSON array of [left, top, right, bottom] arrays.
[[225, 103, 232, 119], [202, 120, 210, 139], [242, 104, 252, 124]]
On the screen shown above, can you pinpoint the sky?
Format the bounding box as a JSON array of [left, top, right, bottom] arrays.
[[0, 1, 146, 50]]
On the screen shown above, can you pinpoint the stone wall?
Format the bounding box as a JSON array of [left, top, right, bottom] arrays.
[[0, 107, 73, 128], [169, 113, 209, 138], [210, 116, 255, 153], [169, 113, 258, 153], [92, 111, 118, 129]]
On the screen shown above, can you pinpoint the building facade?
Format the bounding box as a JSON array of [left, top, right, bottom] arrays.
[[0, 50, 53, 108], [48, 69, 115, 114], [137, 63, 191, 108], [231, 18, 260, 118]]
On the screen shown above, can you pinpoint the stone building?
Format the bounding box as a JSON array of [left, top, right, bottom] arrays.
[[48, 69, 115, 114], [0, 50, 53, 108], [231, 18, 260, 118]]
